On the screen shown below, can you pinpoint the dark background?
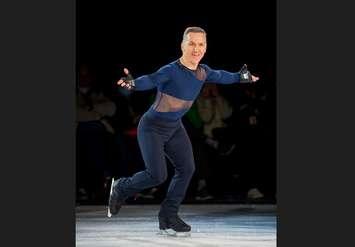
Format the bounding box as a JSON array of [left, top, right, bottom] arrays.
[[77, 0, 276, 87]]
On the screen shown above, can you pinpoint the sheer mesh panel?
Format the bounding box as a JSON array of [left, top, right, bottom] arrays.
[[152, 92, 194, 112], [151, 63, 207, 113]]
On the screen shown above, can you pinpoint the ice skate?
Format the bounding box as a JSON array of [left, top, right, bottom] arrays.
[[157, 215, 191, 237], [107, 178, 126, 217]]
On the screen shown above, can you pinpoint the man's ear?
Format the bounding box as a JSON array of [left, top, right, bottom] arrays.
[[180, 40, 186, 52]]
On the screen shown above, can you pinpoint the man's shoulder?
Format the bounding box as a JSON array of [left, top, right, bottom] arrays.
[[159, 60, 178, 71], [199, 63, 211, 70]]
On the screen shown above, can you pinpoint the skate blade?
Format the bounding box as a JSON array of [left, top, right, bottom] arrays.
[[107, 178, 115, 218], [157, 229, 191, 237]]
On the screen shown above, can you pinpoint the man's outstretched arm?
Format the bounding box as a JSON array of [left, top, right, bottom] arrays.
[[117, 65, 172, 91], [202, 64, 259, 84]]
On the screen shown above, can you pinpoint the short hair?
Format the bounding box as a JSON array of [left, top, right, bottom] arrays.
[[182, 26, 207, 43]]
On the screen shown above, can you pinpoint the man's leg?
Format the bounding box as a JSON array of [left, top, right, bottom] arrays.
[[158, 123, 195, 235], [108, 122, 169, 217]]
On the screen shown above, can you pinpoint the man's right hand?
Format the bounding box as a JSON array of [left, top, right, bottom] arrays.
[[117, 68, 135, 90]]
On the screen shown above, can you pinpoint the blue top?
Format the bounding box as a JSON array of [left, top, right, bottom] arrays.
[[134, 59, 241, 121]]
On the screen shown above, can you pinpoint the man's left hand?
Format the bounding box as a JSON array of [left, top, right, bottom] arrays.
[[251, 75, 259, 82]]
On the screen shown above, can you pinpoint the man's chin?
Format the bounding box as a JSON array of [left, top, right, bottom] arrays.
[[192, 58, 202, 64]]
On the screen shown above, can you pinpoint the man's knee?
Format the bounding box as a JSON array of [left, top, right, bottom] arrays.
[[149, 172, 167, 186], [179, 163, 195, 177]]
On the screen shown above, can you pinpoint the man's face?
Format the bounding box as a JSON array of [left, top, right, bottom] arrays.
[[181, 32, 207, 65]]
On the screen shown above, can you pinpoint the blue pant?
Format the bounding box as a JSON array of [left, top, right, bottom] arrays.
[[118, 110, 195, 216]]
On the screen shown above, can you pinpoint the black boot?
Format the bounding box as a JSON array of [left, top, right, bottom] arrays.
[[107, 178, 126, 217], [158, 214, 191, 237]]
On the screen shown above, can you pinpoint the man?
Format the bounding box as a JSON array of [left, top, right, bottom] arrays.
[[108, 26, 259, 236]]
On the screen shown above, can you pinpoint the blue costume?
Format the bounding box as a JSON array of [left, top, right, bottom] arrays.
[[114, 59, 241, 217]]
